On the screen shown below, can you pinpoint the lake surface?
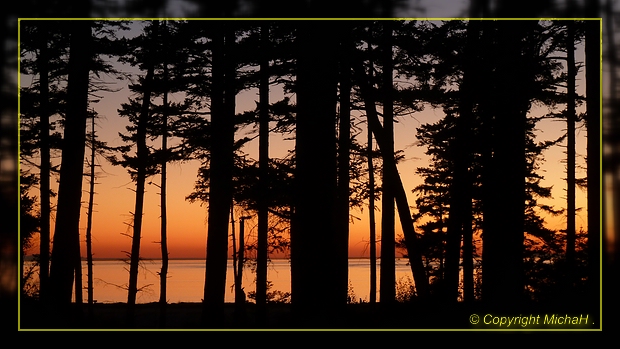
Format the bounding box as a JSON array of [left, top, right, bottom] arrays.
[[24, 258, 416, 304]]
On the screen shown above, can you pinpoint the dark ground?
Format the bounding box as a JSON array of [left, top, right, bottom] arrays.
[[18, 298, 601, 331]]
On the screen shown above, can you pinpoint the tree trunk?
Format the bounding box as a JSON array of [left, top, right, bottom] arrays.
[[368, 115, 377, 304], [380, 20, 396, 305], [291, 21, 341, 318], [231, 203, 239, 300], [337, 23, 352, 305], [459, 19, 479, 303], [237, 216, 246, 303], [566, 21, 577, 289], [256, 23, 269, 315], [159, 41, 170, 326], [127, 20, 159, 324], [74, 246, 83, 305], [85, 115, 96, 312], [49, 20, 92, 307], [203, 22, 236, 322], [481, 21, 530, 305], [37, 24, 51, 302], [354, 58, 430, 299]]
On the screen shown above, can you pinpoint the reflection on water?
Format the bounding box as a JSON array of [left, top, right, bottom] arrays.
[[23, 258, 416, 304]]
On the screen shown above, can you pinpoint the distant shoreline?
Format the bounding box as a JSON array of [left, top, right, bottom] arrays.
[[22, 256, 382, 261]]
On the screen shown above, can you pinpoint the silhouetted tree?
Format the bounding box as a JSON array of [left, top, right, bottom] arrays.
[[367, 118, 378, 304], [353, 22, 431, 299], [291, 20, 342, 318], [379, 20, 397, 305], [20, 171, 40, 298], [564, 20, 578, 288], [105, 20, 161, 324], [336, 22, 354, 310], [48, 19, 92, 308], [19, 21, 69, 302], [202, 21, 237, 323], [408, 20, 572, 304], [256, 23, 270, 315], [84, 114, 96, 312]]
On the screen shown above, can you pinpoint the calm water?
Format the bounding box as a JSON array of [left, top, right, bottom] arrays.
[[24, 258, 415, 304]]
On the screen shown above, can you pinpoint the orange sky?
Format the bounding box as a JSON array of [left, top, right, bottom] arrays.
[[22, 102, 590, 260], [20, 22, 592, 261]]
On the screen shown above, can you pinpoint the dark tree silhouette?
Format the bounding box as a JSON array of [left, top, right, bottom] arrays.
[[565, 20, 578, 288], [125, 20, 158, 323], [367, 117, 378, 304], [380, 20, 397, 305], [291, 20, 342, 318], [36, 24, 52, 302], [19, 21, 67, 302], [202, 21, 236, 323], [48, 19, 92, 308], [84, 113, 96, 312], [14, 15, 605, 330], [354, 47, 430, 299], [336, 22, 353, 309], [255, 22, 270, 316]]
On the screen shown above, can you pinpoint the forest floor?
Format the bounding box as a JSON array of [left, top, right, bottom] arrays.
[[18, 298, 600, 331]]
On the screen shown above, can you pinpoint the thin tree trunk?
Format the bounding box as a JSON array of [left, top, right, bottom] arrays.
[[231, 202, 239, 300], [237, 216, 246, 303], [37, 25, 51, 302], [444, 153, 464, 302], [127, 20, 159, 324], [159, 38, 170, 327], [354, 59, 430, 299], [74, 246, 83, 305], [256, 23, 269, 314], [566, 21, 577, 288], [85, 115, 96, 312], [368, 117, 377, 304], [380, 21, 396, 305]]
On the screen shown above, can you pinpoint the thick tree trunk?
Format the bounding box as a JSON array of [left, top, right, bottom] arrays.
[[49, 20, 92, 306], [203, 23, 236, 322], [291, 21, 341, 317], [337, 23, 352, 305], [481, 21, 530, 305]]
